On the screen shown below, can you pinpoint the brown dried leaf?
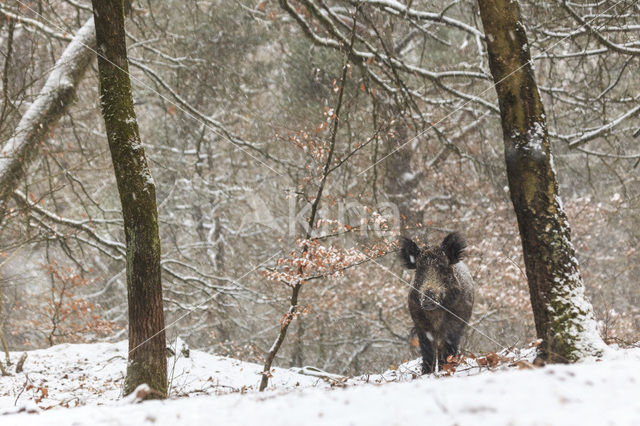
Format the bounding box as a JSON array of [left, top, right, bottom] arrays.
[[486, 352, 500, 367], [511, 360, 536, 370], [441, 363, 456, 374]]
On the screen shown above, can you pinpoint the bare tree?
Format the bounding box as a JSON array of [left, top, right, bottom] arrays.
[[91, 0, 167, 396], [477, 0, 606, 361]]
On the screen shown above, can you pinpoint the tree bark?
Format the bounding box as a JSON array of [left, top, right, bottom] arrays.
[[476, 0, 606, 361], [91, 0, 167, 396], [0, 17, 95, 212]]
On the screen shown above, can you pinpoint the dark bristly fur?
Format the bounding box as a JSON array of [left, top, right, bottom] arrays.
[[400, 233, 475, 374]]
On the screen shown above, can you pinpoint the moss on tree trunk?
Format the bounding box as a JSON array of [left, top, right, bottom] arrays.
[[477, 0, 605, 362], [91, 0, 167, 396]]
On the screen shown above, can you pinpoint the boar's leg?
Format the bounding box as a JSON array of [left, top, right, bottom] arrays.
[[442, 334, 461, 364], [418, 332, 436, 374]]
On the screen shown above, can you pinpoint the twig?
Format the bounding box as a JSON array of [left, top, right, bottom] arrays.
[[258, 8, 359, 392], [14, 373, 30, 406]]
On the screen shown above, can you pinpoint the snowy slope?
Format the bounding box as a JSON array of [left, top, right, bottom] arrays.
[[1, 341, 639, 425], [0, 340, 330, 415]]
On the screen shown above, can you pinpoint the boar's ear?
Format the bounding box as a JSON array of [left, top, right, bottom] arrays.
[[400, 237, 419, 269], [441, 232, 466, 265]]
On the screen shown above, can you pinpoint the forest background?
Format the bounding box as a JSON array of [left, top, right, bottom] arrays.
[[0, 0, 638, 376]]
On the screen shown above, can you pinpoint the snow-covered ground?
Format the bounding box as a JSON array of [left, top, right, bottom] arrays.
[[1, 341, 639, 425]]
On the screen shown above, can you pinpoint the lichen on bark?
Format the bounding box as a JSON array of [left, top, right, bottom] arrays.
[[477, 0, 606, 362], [91, 0, 167, 397]]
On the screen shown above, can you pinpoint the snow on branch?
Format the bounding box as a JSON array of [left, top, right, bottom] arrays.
[[280, 0, 498, 114], [557, 103, 640, 148], [559, 0, 640, 56], [0, 6, 73, 41], [353, 0, 485, 39], [0, 17, 96, 206]]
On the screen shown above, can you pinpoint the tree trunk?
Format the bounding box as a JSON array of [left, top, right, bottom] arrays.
[[0, 17, 95, 212], [477, 0, 606, 362], [91, 0, 167, 396]]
